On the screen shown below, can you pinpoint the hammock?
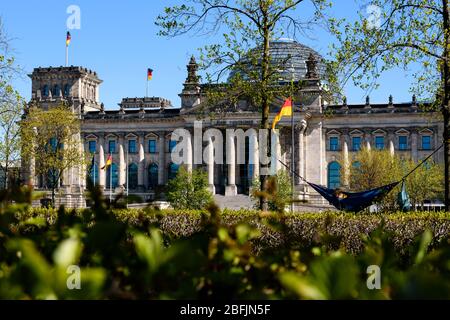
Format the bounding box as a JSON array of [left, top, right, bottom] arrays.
[[307, 181, 399, 212], [279, 143, 443, 212]]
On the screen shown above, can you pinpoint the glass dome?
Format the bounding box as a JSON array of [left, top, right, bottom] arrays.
[[228, 39, 326, 82]]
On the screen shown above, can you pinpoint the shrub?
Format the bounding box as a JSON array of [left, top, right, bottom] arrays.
[[166, 166, 213, 209], [1, 183, 450, 300], [251, 170, 292, 212]]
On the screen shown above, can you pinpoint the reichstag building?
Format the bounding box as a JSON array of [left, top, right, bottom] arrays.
[[22, 40, 444, 208]]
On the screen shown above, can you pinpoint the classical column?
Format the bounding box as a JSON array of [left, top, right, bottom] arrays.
[[411, 130, 418, 161], [225, 134, 237, 196], [271, 130, 282, 174], [389, 140, 395, 157], [297, 120, 307, 184], [99, 140, 106, 189], [249, 131, 259, 180], [342, 139, 350, 187], [185, 133, 193, 173], [158, 133, 165, 185], [138, 133, 145, 190], [28, 156, 36, 188], [206, 136, 215, 194], [365, 137, 371, 151], [118, 136, 126, 189]]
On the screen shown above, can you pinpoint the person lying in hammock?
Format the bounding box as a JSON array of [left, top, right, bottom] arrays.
[[334, 188, 348, 200]]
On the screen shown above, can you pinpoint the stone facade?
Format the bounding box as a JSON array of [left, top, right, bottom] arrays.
[[22, 41, 444, 208]]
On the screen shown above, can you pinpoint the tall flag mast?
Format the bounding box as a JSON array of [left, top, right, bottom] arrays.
[[65, 31, 71, 67]]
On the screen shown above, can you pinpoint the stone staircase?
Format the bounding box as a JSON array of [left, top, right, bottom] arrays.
[[213, 194, 335, 212], [213, 194, 255, 210]]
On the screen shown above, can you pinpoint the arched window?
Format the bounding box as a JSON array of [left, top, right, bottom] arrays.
[[64, 84, 71, 97], [42, 85, 49, 97], [148, 163, 158, 188], [53, 85, 60, 97], [87, 164, 99, 185], [327, 161, 341, 189], [168, 163, 179, 180], [127, 163, 138, 190], [106, 163, 118, 189]]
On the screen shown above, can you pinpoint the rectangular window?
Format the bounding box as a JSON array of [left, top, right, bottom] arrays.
[[88, 141, 96, 154], [108, 140, 116, 153], [422, 136, 431, 150], [375, 136, 384, 150], [352, 137, 361, 151], [329, 137, 339, 151], [148, 140, 157, 153], [399, 136, 408, 150], [128, 140, 137, 153], [169, 140, 177, 153]]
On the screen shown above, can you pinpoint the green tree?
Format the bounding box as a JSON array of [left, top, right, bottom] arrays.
[[156, 0, 333, 210], [0, 18, 22, 189], [330, 0, 450, 210], [251, 169, 292, 213], [343, 148, 444, 211], [167, 166, 213, 210], [401, 158, 444, 209], [0, 18, 20, 108], [0, 95, 22, 189], [20, 104, 86, 206]]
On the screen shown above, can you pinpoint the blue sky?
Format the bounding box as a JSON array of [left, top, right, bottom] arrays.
[[0, 0, 418, 109]]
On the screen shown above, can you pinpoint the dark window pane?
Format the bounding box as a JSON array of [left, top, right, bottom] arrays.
[[148, 163, 158, 188], [128, 140, 137, 153], [88, 141, 96, 153], [127, 163, 138, 189], [169, 140, 177, 153], [352, 137, 361, 151], [329, 137, 339, 151], [375, 136, 384, 150], [149, 140, 157, 153], [328, 161, 341, 189], [422, 136, 431, 150], [109, 140, 116, 153], [399, 136, 408, 150]]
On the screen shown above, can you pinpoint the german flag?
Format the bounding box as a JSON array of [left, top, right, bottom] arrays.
[[66, 31, 71, 47], [272, 98, 293, 129], [101, 154, 112, 170], [147, 68, 153, 81]]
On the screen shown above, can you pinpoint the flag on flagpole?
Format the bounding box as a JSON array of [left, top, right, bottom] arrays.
[[147, 68, 153, 81], [66, 31, 71, 47], [88, 154, 95, 173], [101, 154, 112, 170], [272, 98, 293, 129]]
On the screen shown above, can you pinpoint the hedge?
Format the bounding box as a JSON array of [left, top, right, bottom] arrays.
[[22, 207, 450, 254]]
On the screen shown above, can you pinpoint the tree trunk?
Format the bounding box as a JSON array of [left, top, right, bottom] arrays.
[[442, 0, 450, 211], [259, 15, 271, 211], [444, 109, 450, 211]]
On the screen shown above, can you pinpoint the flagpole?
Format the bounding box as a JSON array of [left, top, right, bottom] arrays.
[[109, 156, 112, 204], [290, 69, 295, 214], [126, 149, 129, 209], [65, 44, 68, 67]]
